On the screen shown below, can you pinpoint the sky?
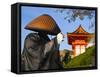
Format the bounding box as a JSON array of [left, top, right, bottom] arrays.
[[21, 6, 95, 52]]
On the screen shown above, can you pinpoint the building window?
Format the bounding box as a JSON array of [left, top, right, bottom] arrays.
[[81, 45, 85, 54], [75, 45, 80, 56], [75, 45, 85, 56]]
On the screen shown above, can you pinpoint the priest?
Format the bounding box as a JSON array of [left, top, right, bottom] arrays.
[[21, 14, 64, 71]]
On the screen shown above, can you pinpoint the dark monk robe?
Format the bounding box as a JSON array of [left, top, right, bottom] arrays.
[[21, 32, 62, 71]]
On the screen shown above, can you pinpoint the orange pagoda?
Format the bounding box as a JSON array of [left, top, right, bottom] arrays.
[[67, 25, 94, 57]]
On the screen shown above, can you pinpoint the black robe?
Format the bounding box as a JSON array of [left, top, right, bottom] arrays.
[[21, 33, 62, 71]]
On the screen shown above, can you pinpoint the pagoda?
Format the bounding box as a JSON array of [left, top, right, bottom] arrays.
[[67, 25, 94, 57]]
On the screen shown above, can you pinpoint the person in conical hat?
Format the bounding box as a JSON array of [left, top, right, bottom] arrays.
[[21, 14, 64, 71]]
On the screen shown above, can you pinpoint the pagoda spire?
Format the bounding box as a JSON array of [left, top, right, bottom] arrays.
[[73, 25, 88, 34]]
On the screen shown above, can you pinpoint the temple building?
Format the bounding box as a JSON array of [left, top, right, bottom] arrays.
[[67, 25, 94, 57]]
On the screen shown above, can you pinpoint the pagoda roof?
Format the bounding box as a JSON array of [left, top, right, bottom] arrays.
[[67, 25, 94, 45], [68, 25, 89, 34]]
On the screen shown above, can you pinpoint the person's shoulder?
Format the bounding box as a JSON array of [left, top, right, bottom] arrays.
[[26, 33, 38, 37], [25, 33, 40, 41]]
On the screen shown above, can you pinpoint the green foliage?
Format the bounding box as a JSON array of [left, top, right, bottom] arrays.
[[63, 46, 95, 68]]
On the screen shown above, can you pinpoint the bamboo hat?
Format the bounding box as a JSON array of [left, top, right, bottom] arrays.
[[25, 14, 61, 35]]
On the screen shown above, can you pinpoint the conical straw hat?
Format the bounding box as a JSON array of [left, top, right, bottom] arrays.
[[25, 14, 61, 35]]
